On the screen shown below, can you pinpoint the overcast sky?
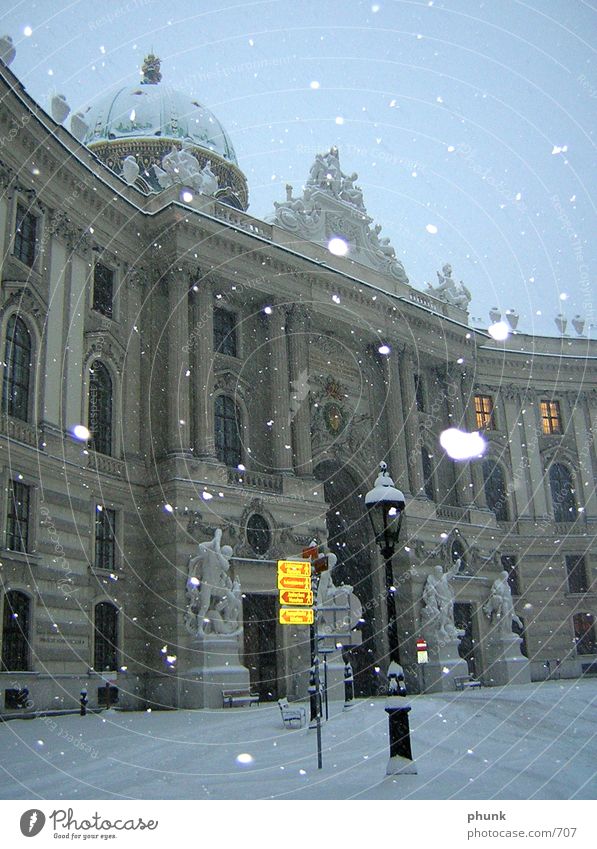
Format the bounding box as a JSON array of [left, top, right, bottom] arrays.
[[2, 0, 595, 337]]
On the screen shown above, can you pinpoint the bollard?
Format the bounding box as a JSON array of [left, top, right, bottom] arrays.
[[384, 662, 417, 775], [80, 689, 88, 717], [343, 660, 355, 710], [308, 662, 321, 727]]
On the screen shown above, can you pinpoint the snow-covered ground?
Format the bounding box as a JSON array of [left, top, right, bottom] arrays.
[[0, 679, 595, 800]]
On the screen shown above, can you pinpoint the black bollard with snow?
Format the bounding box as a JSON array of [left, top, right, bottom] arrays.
[[384, 661, 417, 775], [80, 688, 88, 717], [343, 660, 355, 710], [308, 661, 321, 728]]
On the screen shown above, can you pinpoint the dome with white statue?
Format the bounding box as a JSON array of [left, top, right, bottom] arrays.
[[77, 53, 248, 208]]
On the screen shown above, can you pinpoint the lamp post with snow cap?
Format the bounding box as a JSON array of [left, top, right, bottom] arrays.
[[365, 461, 417, 775]]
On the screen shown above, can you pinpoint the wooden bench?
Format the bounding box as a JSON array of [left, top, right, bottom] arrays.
[[454, 675, 482, 691], [278, 697, 307, 729], [222, 689, 260, 708]]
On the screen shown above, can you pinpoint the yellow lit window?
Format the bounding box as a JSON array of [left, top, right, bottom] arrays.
[[540, 400, 562, 434], [474, 394, 494, 429]]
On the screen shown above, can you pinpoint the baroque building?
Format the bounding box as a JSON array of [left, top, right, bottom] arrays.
[[1, 55, 596, 711]]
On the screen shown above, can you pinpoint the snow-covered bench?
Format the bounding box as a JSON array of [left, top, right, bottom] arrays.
[[278, 698, 306, 729], [222, 689, 259, 708], [454, 675, 481, 691]]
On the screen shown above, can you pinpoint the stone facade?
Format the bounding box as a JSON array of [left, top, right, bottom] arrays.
[[1, 59, 596, 712]]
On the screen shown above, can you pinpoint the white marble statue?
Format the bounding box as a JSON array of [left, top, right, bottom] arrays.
[[427, 263, 472, 310], [422, 561, 462, 642], [184, 528, 241, 637], [316, 553, 362, 635], [153, 143, 219, 195], [122, 155, 140, 186], [483, 571, 523, 636], [272, 147, 409, 284]]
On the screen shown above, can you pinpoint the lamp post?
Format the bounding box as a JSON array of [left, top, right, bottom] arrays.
[[365, 460, 417, 775]]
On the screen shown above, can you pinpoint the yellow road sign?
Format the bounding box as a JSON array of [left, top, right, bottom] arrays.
[[277, 560, 311, 577], [279, 589, 314, 606], [279, 607, 314, 625], [277, 574, 311, 591]]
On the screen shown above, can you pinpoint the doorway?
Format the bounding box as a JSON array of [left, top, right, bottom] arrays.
[[315, 460, 377, 696], [243, 593, 279, 701], [454, 602, 477, 678]]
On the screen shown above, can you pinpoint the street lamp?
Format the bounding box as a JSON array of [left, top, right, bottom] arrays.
[[365, 460, 417, 775], [365, 461, 405, 672]]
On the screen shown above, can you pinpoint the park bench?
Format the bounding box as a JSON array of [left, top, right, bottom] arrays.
[[454, 675, 482, 691], [222, 689, 259, 708], [278, 697, 307, 729]]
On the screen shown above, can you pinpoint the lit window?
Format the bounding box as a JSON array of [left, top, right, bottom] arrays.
[[1, 591, 31, 671], [540, 400, 562, 435], [95, 506, 116, 571], [215, 395, 242, 467], [6, 480, 31, 553], [14, 203, 37, 267], [94, 602, 118, 671], [214, 308, 238, 357], [88, 361, 112, 455], [475, 394, 494, 429], [92, 262, 114, 318], [2, 315, 32, 421]]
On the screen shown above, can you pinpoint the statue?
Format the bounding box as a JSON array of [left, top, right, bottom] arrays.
[[184, 529, 242, 637], [427, 263, 472, 310], [317, 553, 362, 636], [339, 172, 365, 209], [422, 562, 462, 643], [153, 143, 219, 195], [483, 571, 523, 636]]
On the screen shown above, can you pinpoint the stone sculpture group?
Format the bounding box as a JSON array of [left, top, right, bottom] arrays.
[[184, 528, 242, 637]]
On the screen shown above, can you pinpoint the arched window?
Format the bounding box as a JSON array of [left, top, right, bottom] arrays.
[[215, 395, 242, 467], [573, 612, 596, 655], [549, 463, 577, 523], [88, 361, 112, 455], [1, 591, 31, 671], [483, 460, 509, 521], [2, 315, 32, 421], [421, 447, 435, 501], [94, 602, 118, 671]]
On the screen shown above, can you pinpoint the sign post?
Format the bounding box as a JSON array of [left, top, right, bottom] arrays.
[[276, 548, 327, 769]]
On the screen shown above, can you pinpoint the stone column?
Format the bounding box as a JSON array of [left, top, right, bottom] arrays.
[[287, 304, 313, 476], [381, 351, 410, 493], [399, 349, 425, 496], [192, 280, 216, 458], [521, 393, 550, 518], [501, 388, 536, 520], [166, 274, 191, 454], [445, 365, 475, 506], [268, 302, 294, 473], [570, 393, 597, 518], [462, 373, 488, 509]]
